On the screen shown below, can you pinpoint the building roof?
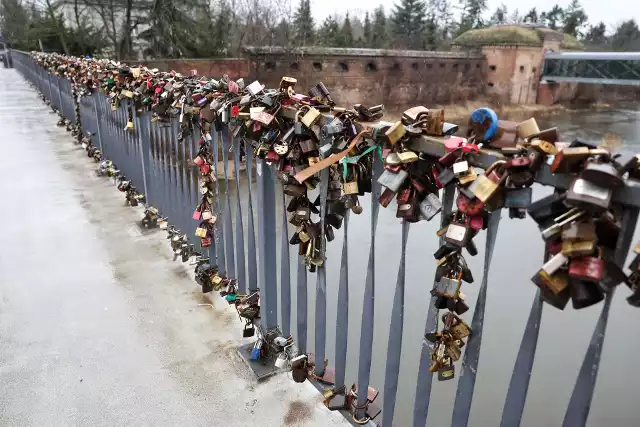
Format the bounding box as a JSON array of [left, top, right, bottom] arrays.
[[243, 46, 484, 59], [453, 25, 584, 50]]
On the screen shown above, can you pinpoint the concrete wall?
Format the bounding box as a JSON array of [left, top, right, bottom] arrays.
[[246, 51, 487, 108], [539, 81, 640, 105]]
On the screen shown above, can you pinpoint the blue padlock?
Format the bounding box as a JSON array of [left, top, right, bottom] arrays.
[[469, 107, 499, 142], [250, 340, 263, 360]]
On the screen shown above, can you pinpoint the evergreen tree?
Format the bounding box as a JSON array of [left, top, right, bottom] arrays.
[[317, 15, 340, 46], [363, 11, 372, 46], [456, 0, 488, 37], [392, 0, 427, 49], [544, 5, 564, 30], [489, 3, 508, 26], [562, 0, 588, 37], [293, 0, 314, 45], [612, 19, 640, 51], [584, 22, 608, 46], [211, 0, 232, 56], [274, 19, 292, 47], [337, 13, 354, 47], [371, 6, 388, 48], [523, 7, 538, 23]]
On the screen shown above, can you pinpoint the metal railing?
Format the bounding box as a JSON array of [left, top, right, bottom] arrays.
[[11, 49, 640, 427]]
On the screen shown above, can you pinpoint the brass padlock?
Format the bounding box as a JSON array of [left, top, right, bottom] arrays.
[[517, 118, 540, 139], [468, 161, 507, 203], [385, 121, 406, 145], [301, 107, 321, 128]]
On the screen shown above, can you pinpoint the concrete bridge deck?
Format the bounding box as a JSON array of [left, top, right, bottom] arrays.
[[0, 68, 347, 427]]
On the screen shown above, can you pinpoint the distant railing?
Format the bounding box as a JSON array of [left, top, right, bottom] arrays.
[[11, 49, 640, 427]]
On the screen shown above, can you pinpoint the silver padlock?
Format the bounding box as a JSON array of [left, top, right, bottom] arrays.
[[420, 193, 443, 221], [377, 169, 408, 193], [274, 352, 288, 369], [452, 160, 469, 176], [246, 80, 263, 96]]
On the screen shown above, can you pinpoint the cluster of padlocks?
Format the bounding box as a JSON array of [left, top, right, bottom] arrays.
[[31, 51, 640, 412]]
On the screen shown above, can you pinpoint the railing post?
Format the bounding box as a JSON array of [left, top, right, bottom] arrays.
[[136, 110, 152, 202], [314, 169, 329, 376], [255, 156, 278, 329], [221, 128, 236, 278], [355, 155, 383, 420], [92, 93, 106, 158]]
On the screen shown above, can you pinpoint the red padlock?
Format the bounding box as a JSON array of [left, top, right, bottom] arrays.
[[200, 164, 211, 175], [546, 241, 563, 256], [461, 143, 479, 154], [469, 215, 484, 231], [439, 149, 461, 167], [231, 105, 239, 117], [432, 165, 443, 189], [505, 156, 532, 169], [456, 193, 485, 217], [444, 137, 464, 152], [192, 206, 202, 220], [193, 156, 205, 166], [397, 188, 412, 205], [201, 237, 212, 248], [568, 249, 605, 283], [265, 151, 280, 164]]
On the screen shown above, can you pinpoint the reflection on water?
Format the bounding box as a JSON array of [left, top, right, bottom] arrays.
[[224, 108, 640, 427]]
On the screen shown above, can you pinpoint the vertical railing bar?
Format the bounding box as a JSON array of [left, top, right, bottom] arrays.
[[451, 210, 503, 427], [255, 154, 278, 329], [158, 123, 168, 220], [137, 111, 152, 204], [280, 189, 291, 337], [382, 220, 411, 426], [245, 144, 258, 291], [314, 168, 330, 376], [168, 120, 178, 229], [213, 131, 226, 274], [413, 185, 456, 427], [92, 93, 105, 159], [189, 127, 202, 246], [297, 243, 308, 350], [562, 207, 640, 427], [333, 211, 350, 389], [177, 130, 189, 241], [500, 289, 544, 427], [355, 154, 383, 419], [233, 137, 246, 293], [222, 129, 236, 278]]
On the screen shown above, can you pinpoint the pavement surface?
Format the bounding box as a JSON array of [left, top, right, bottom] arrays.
[[0, 69, 349, 427]]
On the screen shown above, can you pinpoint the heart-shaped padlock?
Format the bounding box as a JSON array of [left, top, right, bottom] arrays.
[[273, 141, 289, 156]]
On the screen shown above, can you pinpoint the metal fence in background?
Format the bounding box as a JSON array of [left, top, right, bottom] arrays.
[[11, 49, 640, 427]]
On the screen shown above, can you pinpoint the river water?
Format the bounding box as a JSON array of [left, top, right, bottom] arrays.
[[231, 107, 640, 427]]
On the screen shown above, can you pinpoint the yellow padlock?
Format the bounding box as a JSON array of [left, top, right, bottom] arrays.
[[301, 107, 321, 128]]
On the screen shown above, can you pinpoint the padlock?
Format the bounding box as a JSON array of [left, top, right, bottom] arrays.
[[377, 169, 408, 193], [385, 121, 406, 145], [571, 279, 604, 309], [541, 208, 584, 241], [532, 268, 570, 295], [444, 213, 470, 247], [516, 117, 540, 139], [568, 248, 605, 283], [452, 160, 469, 177], [530, 139, 558, 155], [565, 178, 612, 213], [580, 161, 623, 189], [456, 193, 484, 217], [449, 318, 472, 340], [550, 147, 590, 174], [301, 107, 321, 128], [397, 149, 419, 164], [420, 193, 442, 221], [458, 167, 478, 185], [274, 352, 288, 369], [504, 187, 532, 209], [435, 271, 462, 299], [468, 161, 507, 203], [561, 239, 595, 257], [195, 226, 208, 238], [561, 221, 596, 242], [250, 339, 263, 360]]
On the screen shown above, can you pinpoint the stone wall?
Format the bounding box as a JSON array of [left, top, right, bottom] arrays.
[[483, 46, 542, 104], [245, 47, 487, 109]]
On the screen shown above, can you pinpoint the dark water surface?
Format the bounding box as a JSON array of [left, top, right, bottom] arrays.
[[230, 108, 640, 427]]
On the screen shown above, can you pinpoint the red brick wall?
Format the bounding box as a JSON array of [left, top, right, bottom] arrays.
[[140, 58, 251, 79], [138, 53, 487, 109], [248, 54, 487, 108]]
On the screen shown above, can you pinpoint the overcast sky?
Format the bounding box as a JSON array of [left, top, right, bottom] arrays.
[[310, 0, 638, 34]]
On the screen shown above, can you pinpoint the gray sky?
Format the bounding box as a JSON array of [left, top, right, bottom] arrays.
[[310, 0, 638, 34]]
